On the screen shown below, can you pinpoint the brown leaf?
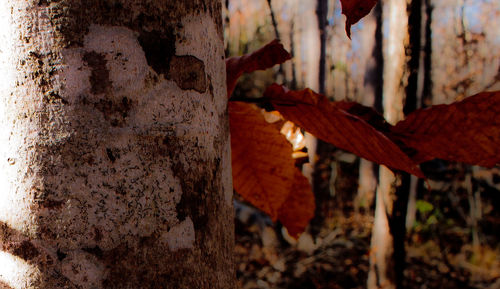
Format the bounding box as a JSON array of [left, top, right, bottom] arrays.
[[392, 90, 500, 167], [335, 101, 392, 134], [340, 0, 378, 38], [277, 170, 315, 238], [226, 40, 291, 97], [265, 84, 424, 177], [229, 101, 297, 221]]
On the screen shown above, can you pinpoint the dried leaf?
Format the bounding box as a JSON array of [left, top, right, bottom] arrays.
[[340, 0, 378, 38], [227, 41, 312, 236], [335, 101, 392, 134], [392, 90, 500, 167], [277, 170, 315, 238], [265, 84, 424, 177], [229, 101, 297, 220], [226, 40, 291, 97]]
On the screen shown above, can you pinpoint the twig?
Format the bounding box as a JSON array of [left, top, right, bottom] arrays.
[[266, 0, 280, 41]]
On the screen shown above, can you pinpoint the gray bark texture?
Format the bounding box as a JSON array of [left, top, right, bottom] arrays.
[[0, 1, 235, 288]]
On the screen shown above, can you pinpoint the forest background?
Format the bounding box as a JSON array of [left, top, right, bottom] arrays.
[[224, 0, 500, 288]]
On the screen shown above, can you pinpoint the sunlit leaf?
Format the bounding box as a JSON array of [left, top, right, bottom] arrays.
[[229, 101, 297, 221], [264, 84, 424, 177]]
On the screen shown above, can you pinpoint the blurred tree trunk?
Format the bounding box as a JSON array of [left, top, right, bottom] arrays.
[[0, 1, 234, 288], [317, 0, 328, 95], [354, 7, 381, 215], [406, 0, 432, 230], [367, 0, 409, 288], [309, 0, 330, 233], [301, 0, 323, 234]]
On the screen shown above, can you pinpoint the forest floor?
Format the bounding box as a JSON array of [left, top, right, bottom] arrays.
[[234, 162, 500, 289]]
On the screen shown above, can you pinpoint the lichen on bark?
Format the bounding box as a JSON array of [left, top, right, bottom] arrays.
[[0, 1, 233, 288]]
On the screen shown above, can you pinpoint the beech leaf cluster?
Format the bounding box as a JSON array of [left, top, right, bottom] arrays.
[[225, 4, 500, 236]]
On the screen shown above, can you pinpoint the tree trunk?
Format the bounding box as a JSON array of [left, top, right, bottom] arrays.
[[354, 6, 380, 215], [0, 1, 234, 288], [308, 0, 330, 235], [298, 0, 321, 233], [367, 0, 409, 288], [368, 168, 396, 289], [316, 0, 327, 95]]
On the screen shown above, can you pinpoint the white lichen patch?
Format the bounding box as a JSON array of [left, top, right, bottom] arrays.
[[129, 13, 227, 164], [46, 25, 189, 251], [60, 48, 92, 103], [41, 139, 184, 251], [160, 217, 195, 251], [177, 14, 233, 206], [62, 25, 149, 104], [60, 250, 107, 289], [177, 14, 226, 102], [83, 25, 149, 98]]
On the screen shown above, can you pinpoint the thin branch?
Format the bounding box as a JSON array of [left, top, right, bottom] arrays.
[[266, 0, 281, 40]]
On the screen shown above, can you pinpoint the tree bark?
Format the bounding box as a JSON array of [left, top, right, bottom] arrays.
[[368, 0, 409, 288], [0, 1, 234, 288]]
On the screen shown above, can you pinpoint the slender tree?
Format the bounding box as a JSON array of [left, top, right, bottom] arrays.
[[0, 1, 234, 288], [368, 0, 409, 288], [355, 5, 380, 216]]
